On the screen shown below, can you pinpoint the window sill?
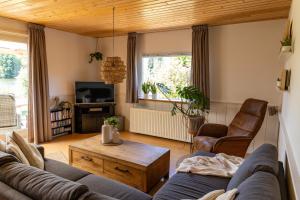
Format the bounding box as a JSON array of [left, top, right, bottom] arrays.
[[138, 97, 186, 104]]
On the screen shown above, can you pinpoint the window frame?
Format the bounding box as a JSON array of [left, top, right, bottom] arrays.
[[139, 53, 192, 101]]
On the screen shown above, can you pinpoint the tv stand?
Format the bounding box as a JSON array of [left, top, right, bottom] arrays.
[[74, 103, 115, 133]]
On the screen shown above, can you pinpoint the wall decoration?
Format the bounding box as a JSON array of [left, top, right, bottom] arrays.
[[277, 69, 291, 91], [280, 20, 293, 53]]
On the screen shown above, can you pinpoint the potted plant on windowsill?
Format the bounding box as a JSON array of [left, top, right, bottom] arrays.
[[142, 82, 151, 99], [157, 83, 209, 136], [150, 83, 158, 99]]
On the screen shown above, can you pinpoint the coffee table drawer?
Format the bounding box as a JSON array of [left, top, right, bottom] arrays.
[[103, 160, 144, 190], [71, 150, 103, 175]]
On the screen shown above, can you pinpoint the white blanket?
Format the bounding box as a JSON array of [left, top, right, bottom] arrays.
[[177, 153, 244, 177]]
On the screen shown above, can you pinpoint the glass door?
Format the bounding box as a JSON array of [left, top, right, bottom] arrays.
[[0, 40, 28, 137]]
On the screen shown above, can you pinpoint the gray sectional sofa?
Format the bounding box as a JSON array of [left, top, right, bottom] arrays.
[[153, 144, 287, 200], [0, 144, 287, 200]]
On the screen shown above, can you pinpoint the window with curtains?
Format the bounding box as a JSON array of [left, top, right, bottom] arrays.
[[141, 55, 191, 99], [0, 40, 28, 131]]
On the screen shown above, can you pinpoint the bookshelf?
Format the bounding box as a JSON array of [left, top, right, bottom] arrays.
[[50, 107, 72, 137]]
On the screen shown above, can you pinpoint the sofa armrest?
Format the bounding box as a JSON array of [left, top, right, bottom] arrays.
[[212, 136, 252, 157], [196, 123, 228, 138], [33, 144, 45, 159]]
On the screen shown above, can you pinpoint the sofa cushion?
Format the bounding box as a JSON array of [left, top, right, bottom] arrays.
[[153, 172, 230, 200], [236, 171, 281, 200], [7, 142, 30, 165], [44, 158, 90, 181], [79, 192, 118, 200], [0, 181, 32, 200], [77, 174, 152, 200], [0, 162, 89, 200], [227, 144, 278, 190], [9, 131, 44, 169]]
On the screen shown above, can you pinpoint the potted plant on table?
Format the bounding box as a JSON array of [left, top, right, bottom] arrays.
[[103, 116, 121, 144], [157, 83, 209, 136], [142, 81, 151, 99]]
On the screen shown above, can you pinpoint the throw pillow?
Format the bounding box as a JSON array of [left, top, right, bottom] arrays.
[[198, 189, 225, 200], [6, 141, 30, 165], [9, 131, 44, 169], [216, 188, 238, 200]]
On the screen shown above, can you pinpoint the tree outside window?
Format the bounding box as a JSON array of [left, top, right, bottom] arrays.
[[0, 40, 28, 130], [142, 55, 191, 99]]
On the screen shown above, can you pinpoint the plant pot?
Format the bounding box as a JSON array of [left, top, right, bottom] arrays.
[[188, 116, 205, 136], [281, 45, 292, 52], [152, 93, 157, 99], [143, 93, 149, 99]]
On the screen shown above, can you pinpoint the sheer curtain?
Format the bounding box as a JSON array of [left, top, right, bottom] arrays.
[[28, 23, 51, 143]]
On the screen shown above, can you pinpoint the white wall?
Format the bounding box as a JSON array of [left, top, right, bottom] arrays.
[[99, 19, 286, 130], [209, 21, 285, 105], [45, 28, 99, 103], [279, 0, 300, 198]]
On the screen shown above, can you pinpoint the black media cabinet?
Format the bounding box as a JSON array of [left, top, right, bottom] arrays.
[[74, 103, 115, 133]]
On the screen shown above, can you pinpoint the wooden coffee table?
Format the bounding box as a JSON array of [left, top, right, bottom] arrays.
[[69, 135, 170, 192]]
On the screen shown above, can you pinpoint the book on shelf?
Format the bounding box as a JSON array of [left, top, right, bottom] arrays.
[[50, 107, 72, 136], [50, 108, 72, 121], [51, 119, 72, 128], [52, 126, 72, 136]]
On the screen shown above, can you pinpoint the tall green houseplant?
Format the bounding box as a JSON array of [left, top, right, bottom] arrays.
[[157, 83, 209, 136]]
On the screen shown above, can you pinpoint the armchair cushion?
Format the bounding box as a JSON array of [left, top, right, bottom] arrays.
[[227, 144, 278, 190], [197, 123, 228, 138], [193, 136, 218, 152], [212, 136, 253, 157]]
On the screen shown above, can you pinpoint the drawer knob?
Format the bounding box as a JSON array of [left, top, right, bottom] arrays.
[[115, 167, 130, 174], [81, 156, 93, 162]]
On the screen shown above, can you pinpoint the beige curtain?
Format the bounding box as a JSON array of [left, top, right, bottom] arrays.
[[126, 32, 138, 103], [28, 23, 51, 144], [191, 24, 210, 107]]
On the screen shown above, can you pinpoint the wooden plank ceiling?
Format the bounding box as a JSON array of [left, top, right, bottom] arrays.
[[0, 0, 291, 38]]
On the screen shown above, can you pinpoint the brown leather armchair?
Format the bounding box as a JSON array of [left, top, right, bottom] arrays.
[[193, 98, 268, 157]]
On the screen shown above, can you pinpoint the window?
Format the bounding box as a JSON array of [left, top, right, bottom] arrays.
[[141, 55, 191, 99], [0, 40, 28, 132]]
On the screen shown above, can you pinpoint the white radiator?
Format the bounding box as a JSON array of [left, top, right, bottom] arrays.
[[129, 103, 279, 152], [130, 108, 190, 142]]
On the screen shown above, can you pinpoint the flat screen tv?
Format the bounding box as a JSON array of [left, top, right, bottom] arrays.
[[75, 81, 114, 103]]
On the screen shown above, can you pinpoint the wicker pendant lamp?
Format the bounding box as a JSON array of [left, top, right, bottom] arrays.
[[100, 7, 126, 84]]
